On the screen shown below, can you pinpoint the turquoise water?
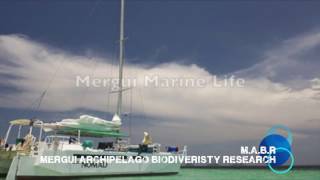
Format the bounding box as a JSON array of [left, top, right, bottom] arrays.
[[79, 168, 320, 180], [1, 168, 319, 180]]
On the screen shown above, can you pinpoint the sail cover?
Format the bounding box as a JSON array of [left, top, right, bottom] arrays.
[[41, 115, 126, 137]]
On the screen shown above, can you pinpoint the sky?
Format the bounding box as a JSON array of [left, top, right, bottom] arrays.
[[0, 0, 320, 165]]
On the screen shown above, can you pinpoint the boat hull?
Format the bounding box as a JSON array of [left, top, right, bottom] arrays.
[[0, 150, 16, 175], [6, 152, 183, 179], [0, 160, 11, 175]]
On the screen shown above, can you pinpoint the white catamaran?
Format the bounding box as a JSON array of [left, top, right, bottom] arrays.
[[5, 0, 186, 179]]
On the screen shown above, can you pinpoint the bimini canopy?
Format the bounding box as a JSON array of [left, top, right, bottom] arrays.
[[10, 119, 32, 126], [41, 115, 127, 137], [9, 119, 43, 126]]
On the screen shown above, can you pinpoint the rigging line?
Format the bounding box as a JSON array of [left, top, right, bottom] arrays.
[[35, 91, 47, 111], [30, 58, 65, 115], [140, 91, 147, 132], [50, 57, 96, 122], [112, 48, 117, 112], [31, 0, 103, 113], [75, 0, 105, 109], [47, 0, 103, 119], [71, 0, 107, 107], [19, 95, 42, 119], [78, 58, 100, 108], [129, 84, 133, 142], [17, 0, 104, 121], [135, 70, 147, 131], [27, 1, 101, 113], [106, 42, 118, 118]]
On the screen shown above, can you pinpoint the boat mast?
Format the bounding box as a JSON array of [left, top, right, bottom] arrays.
[[116, 0, 125, 117]]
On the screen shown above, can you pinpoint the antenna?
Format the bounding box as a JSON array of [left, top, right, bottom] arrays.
[[116, 0, 125, 117]]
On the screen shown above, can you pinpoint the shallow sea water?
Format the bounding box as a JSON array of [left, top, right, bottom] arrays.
[[74, 168, 320, 180], [1, 168, 319, 180]]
